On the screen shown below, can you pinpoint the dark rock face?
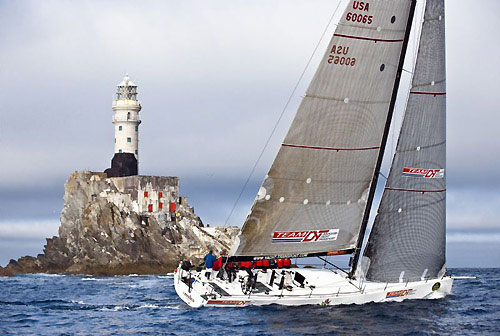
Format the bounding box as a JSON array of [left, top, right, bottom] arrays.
[[104, 153, 138, 177], [0, 171, 239, 276]]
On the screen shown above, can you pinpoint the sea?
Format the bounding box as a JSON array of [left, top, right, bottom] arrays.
[[0, 268, 498, 335]]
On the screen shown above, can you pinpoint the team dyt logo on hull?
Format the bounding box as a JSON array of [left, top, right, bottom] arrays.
[[386, 289, 414, 298], [206, 300, 249, 306], [272, 229, 339, 243], [402, 167, 444, 178]]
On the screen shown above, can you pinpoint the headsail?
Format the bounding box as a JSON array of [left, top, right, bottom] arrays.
[[363, 0, 446, 282], [231, 0, 416, 259]]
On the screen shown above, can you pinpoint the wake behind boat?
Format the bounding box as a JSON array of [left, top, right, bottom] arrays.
[[175, 0, 454, 307]]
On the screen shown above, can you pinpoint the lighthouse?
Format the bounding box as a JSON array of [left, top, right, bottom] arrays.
[[104, 74, 141, 177], [113, 74, 141, 159]]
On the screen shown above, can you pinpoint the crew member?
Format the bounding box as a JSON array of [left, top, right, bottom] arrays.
[[181, 260, 192, 272], [203, 250, 217, 279], [180, 259, 192, 281]]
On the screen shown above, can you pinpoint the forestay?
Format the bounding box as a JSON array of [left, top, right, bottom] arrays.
[[232, 0, 414, 258], [363, 0, 446, 282]]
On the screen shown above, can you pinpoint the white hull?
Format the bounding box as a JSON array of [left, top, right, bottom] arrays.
[[174, 265, 453, 308]]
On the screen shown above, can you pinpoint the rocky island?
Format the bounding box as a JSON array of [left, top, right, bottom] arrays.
[[1, 75, 239, 276], [0, 171, 238, 276]]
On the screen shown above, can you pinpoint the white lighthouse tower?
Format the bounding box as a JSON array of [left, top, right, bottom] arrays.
[[112, 74, 142, 160]]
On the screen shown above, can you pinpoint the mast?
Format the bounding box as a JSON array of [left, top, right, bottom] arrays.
[[348, 0, 417, 279]]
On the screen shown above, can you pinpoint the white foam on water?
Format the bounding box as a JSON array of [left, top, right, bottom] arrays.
[[99, 306, 130, 312], [71, 300, 85, 305], [160, 305, 181, 310], [451, 276, 477, 279], [138, 304, 159, 309]]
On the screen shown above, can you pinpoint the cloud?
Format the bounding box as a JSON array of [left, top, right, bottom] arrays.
[[0, 0, 498, 233], [0, 0, 339, 189], [0, 219, 59, 240], [447, 232, 500, 243], [446, 188, 500, 229]]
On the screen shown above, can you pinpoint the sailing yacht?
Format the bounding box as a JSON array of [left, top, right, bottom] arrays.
[[175, 0, 453, 307]]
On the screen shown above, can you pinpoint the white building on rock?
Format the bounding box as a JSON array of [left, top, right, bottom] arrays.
[[113, 74, 141, 160]]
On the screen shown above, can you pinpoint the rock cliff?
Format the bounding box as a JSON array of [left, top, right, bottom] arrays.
[[0, 171, 239, 276]]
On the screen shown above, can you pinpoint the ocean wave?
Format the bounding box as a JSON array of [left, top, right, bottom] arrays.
[[98, 304, 166, 311], [71, 300, 85, 305], [158, 274, 174, 279], [161, 305, 182, 310], [99, 305, 131, 312], [1, 269, 497, 334], [28, 299, 69, 305]]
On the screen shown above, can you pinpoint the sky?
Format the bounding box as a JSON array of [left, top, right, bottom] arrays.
[[0, 0, 499, 267]]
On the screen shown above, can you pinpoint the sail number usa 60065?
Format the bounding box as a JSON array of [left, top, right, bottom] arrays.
[[346, 1, 373, 25], [327, 45, 356, 66]]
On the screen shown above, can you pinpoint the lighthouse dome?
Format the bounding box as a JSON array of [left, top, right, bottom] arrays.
[[118, 74, 136, 87]]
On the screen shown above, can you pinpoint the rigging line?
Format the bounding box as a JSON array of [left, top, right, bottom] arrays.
[[378, 171, 388, 180], [317, 256, 349, 276], [223, 1, 343, 227], [318, 257, 362, 291]]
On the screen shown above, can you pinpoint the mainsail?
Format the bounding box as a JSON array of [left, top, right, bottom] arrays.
[[363, 0, 446, 282], [232, 0, 416, 258]]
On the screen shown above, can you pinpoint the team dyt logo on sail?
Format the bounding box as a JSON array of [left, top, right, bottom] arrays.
[[272, 229, 339, 243], [402, 167, 444, 178]]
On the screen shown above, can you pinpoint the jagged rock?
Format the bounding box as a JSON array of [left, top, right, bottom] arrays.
[[1, 171, 239, 276]]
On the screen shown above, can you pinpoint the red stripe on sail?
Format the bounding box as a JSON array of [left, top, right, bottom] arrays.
[[282, 143, 380, 151], [410, 91, 446, 96], [334, 33, 404, 43], [385, 187, 446, 193]]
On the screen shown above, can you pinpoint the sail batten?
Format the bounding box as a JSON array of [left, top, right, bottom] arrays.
[[282, 143, 380, 151], [231, 0, 416, 259], [363, 0, 447, 282], [384, 187, 446, 193], [333, 33, 405, 43]]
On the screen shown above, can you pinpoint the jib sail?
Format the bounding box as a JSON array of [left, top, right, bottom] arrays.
[[231, 0, 415, 259], [363, 0, 447, 281]]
